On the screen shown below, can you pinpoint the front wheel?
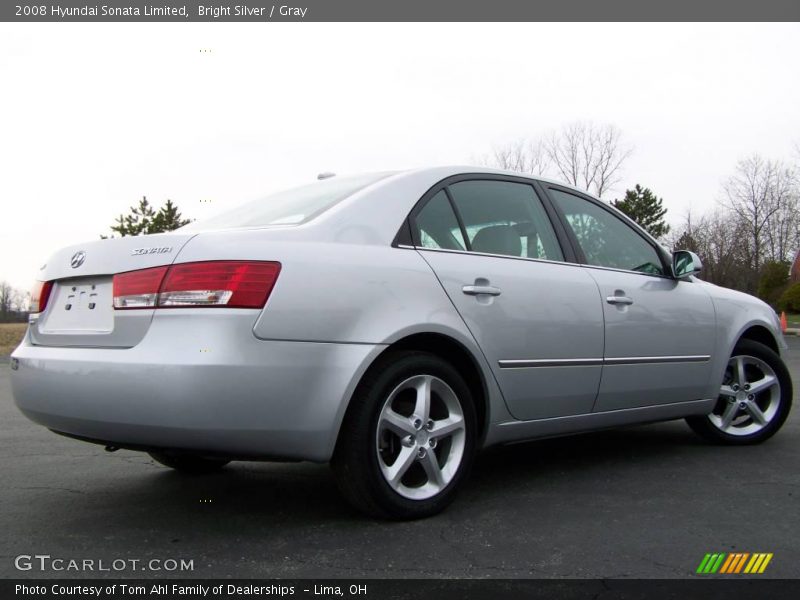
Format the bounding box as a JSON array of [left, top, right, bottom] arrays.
[[332, 351, 477, 520], [687, 339, 793, 444]]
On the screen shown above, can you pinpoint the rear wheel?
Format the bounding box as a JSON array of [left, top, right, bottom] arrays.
[[687, 340, 792, 444], [149, 452, 230, 474], [332, 351, 477, 520]]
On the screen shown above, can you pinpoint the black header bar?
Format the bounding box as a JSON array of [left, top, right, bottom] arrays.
[[5, 579, 800, 600]]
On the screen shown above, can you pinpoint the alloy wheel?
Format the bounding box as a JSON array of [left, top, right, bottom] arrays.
[[375, 374, 466, 500], [709, 354, 782, 436]]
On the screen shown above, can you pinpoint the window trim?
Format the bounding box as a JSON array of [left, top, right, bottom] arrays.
[[443, 186, 472, 252], [410, 189, 469, 252], [392, 217, 414, 247], [395, 244, 584, 269], [542, 184, 673, 279], [400, 173, 579, 264]]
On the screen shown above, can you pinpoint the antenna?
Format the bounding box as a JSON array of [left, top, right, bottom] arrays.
[[317, 172, 336, 180]]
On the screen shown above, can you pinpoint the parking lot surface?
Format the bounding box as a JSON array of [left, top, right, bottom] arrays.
[[1, 338, 798, 579]]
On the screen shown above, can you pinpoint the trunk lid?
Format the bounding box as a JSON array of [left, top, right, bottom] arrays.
[[31, 232, 196, 348]]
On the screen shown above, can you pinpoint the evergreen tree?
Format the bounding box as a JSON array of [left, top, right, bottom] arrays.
[[757, 260, 790, 306], [150, 199, 192, 233], [105, 197, 191, 237], [611, 184, 671, 239], [673, 230, 699, 253], [109, 196, 156, 237]]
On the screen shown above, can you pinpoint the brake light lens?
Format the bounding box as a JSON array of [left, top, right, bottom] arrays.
[[159, 261, 281, 308], [113, 266, 169, 309], [30, 281, 54, 313], [112, 261, 280, 310]]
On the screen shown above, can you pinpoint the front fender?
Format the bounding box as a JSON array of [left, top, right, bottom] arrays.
[[705, 284, 786, 399]]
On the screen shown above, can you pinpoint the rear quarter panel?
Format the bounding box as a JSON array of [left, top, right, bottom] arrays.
[[173, 232, 514, 429]]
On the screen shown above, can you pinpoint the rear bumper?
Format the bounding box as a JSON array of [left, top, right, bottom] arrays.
[[10, 311, 383, 462]]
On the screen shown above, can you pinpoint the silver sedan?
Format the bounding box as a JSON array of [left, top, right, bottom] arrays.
[[10, 167, 793, 519]]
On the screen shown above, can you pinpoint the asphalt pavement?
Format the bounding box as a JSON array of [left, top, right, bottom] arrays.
[[1, 339, 798, 579]]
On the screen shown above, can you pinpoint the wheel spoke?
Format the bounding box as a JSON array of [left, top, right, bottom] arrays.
[[414, 375, 433, 422], [420, 451, 445, 488], [381, 408, 416, 436], [748, 374, 777, 395], [384, 446, 416, 486], [719, 401, 739, 430], [375, 373, 468, 500], [709, 354, 781, 437], [735, 357, 747, 386], [746, 402, 768, 425], [430, 415, 465, 439]]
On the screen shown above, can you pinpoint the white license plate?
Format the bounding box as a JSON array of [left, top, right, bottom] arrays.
[[39, 278, 114, 333]]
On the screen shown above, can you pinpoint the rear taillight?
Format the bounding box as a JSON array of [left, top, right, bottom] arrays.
[[112, 261, 281, 310], [159, 261, 281, 308], [113, 266, 169, 309], [30, 281, 53, 313]]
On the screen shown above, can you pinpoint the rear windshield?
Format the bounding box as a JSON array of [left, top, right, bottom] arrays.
[[182, 172, 393, 231]]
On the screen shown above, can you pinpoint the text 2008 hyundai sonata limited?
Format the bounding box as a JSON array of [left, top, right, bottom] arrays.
[[11, 167, 793, 519]]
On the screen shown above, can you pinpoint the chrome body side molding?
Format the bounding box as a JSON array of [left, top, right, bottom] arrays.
[[498, 355, 711, 368]]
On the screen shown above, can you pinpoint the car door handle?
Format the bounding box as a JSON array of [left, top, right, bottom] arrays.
[[462, 285, 502, 296], [606, 295, 634, 305]]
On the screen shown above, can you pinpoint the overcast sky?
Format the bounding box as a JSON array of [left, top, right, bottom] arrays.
[[1, 22, 799, 290]]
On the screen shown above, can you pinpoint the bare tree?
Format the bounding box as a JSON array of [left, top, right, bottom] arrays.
[[11, 289, 30, 313], [670, 210, 752, 291], [721, 155, 799, 272], [0, 281, 13, 318], [0, 282, 31, 321], [478, 138, 550, 176], [762, 164, 799, 265], [668, 150, 799, 296], [545, 121, 632, 198], [478, 121, 632, 198]]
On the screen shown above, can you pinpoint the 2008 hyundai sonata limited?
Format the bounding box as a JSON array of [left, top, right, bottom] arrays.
[[11, 167, 793, 519]]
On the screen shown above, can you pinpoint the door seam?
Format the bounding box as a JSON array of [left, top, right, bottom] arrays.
[[413, 249, 515, 419]]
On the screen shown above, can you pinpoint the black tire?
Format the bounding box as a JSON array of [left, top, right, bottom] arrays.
[[687, 339, 793, 445], [332, 350, 477, 520], [149, 452, 230, 474]]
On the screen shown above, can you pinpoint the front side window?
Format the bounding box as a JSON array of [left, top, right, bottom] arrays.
[[549, 189, 665, 275], [446, 180, 564, 261]]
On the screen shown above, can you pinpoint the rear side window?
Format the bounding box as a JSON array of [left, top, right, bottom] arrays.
[[415, 191, 467, 250], [549, 188, 665, 275], [183, 172, 393, 231], [447, 180, 564, 261]]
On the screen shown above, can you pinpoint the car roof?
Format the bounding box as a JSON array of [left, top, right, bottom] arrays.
[[383, 165, 599, 201], [317, 165, 664, 252]]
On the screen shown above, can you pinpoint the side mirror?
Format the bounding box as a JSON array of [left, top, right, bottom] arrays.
[[672, 250, 703, 278]]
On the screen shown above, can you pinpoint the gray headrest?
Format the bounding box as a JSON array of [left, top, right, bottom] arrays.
[[471, 225, 521, 257]]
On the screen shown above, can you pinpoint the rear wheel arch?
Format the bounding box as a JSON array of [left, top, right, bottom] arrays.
[[340, 332, 490, 449], [385, 333, 489, 446]]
